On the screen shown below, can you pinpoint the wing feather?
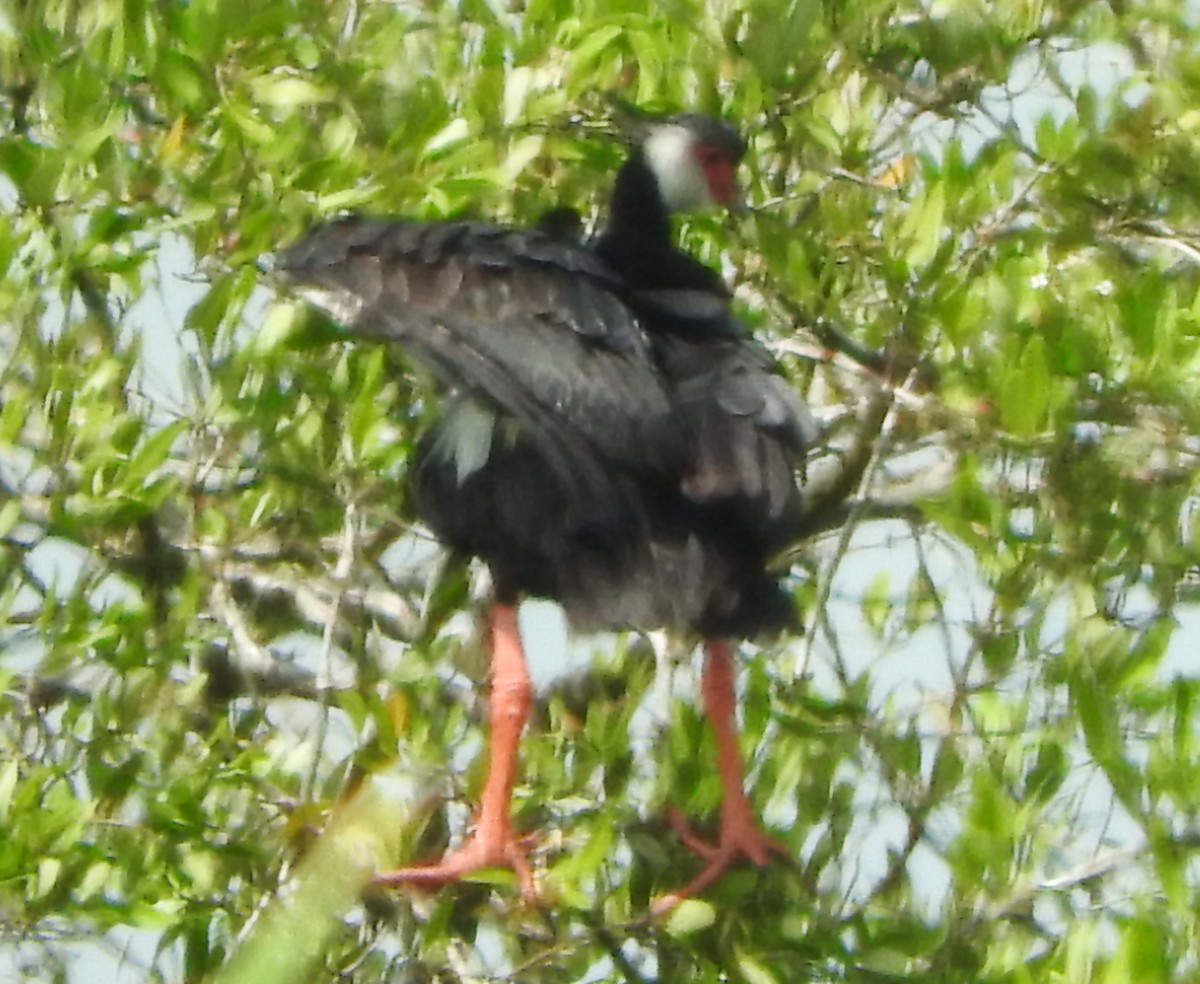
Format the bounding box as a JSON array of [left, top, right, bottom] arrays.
[[277, 216, 685, 522]]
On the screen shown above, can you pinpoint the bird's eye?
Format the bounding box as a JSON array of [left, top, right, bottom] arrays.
[[696, 145, 724, 166]]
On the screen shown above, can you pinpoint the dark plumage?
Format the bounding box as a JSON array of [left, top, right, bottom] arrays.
[[276, 108, 817, 910]]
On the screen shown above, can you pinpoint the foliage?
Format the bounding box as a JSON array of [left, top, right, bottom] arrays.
[[3, 0, 1200, 981]]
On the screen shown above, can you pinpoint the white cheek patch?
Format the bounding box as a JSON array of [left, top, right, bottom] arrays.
[[643, 125, 713, 213]]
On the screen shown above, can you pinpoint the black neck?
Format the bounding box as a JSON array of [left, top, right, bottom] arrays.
[[596, 146, 730, 298], [601, 150, 672, 247]]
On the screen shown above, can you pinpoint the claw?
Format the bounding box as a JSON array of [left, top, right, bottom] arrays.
[[653, 804, 788, 914], [374, 827, 540, 901], [652, 640, 791, 915]]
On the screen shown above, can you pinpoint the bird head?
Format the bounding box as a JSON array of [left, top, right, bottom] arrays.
[[611, 101, 747, 214]]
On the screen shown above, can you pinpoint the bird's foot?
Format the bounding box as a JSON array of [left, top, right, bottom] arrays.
[[373, 828, 540, 902], [652, 804, 788, 915]]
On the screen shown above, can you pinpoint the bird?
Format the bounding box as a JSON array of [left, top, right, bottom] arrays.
[[275, 106, 819, 911]]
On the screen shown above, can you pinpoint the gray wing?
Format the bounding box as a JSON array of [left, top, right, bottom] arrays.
[[633, 286, 819, 537], [277, 217, 687, 514]]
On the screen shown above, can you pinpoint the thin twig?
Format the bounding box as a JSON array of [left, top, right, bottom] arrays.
[[302, 500, 358, 804]]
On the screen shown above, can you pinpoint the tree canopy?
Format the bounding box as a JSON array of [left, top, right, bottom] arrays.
[[3, 1, 1200, 981]]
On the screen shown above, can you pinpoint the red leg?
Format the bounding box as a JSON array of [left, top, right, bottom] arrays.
[[653, 639, 789, 915], [374, 603, 538, 900]]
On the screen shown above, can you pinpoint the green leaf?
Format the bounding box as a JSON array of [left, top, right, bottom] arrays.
[[124, 420, 188, 487], [735, 952, 780, 984], [253, 302, 305, 354], [861, 571, 892, 637], [1103, 915, 1171, 984], [0, 138, 63, 205], [568, 23, 624, 77], [665, 898, 716, 937], [0, 499, 19, 539], [248, 75, 333, 109], [77, 861, 116, 900], [33, 857, 61, 900], [1071, 664, 1143, 813], [899, 181, 945, 271], [1025, 740, 1067, 801], [999, 334, 1050, 436], [423, 118, 471, 156], [0, 761, 17, 820], [497, 134, 545, 184], [158, 50, 214, 113]]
